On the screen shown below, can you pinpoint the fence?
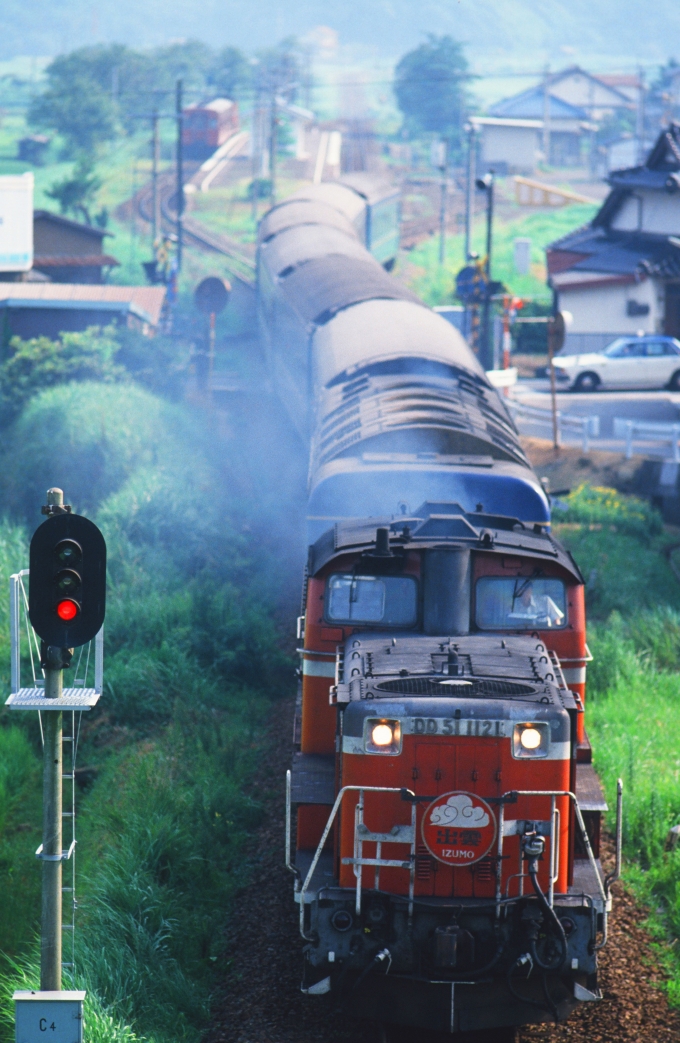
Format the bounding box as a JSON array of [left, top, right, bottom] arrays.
[[612, 418, 680, 462], [507, 400, 600, 452]]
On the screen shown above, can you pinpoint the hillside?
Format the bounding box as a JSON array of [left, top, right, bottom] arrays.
[[2, 0, 679, 64]]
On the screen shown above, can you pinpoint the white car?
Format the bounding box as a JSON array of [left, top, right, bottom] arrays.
[[552, 336, 680, 392]]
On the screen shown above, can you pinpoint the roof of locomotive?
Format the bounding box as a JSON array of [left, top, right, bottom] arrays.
[[258, 223, 367, 279], [337, 633, 578, 720], [308, 501, 581, 582]]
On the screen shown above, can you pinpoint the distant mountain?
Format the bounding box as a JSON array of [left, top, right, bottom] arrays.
[[2, 0, 678, 65]]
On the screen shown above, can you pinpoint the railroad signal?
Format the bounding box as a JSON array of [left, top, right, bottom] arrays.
[[29, 513, 106, 648]]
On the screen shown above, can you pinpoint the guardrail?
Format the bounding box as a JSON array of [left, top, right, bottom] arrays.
[[507, 401, 600, 452], [613, 418, 680, 462]]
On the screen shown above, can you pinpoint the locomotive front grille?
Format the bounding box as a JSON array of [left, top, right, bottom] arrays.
[[374, 677, 538, 698]]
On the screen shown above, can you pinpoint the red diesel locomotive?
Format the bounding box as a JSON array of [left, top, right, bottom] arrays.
[[254, 177, 621, 1038]]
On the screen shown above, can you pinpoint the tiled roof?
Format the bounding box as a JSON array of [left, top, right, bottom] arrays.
[[33, 211, 113, 238], [548, 225, 680, 280]]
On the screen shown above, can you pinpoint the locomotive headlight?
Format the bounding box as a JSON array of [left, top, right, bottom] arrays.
[[512, 722, 549, 759], [372, 724, 394, 747], [365, 718, 402, 755], [520, 727, 542, 750]]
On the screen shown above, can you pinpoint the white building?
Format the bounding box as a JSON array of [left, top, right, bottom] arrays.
[[547, 125, 680, 353], [470, 117, 542, 175]]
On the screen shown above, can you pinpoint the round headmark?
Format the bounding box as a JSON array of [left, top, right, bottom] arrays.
[[421, 791, 497, 867]]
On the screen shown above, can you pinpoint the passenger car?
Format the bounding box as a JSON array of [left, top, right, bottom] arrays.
[[552, 335, 680, 391]]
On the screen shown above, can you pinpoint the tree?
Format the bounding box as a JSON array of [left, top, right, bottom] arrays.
[[256, 38, 302, 101], [394, 35, 470, 152], [45, 157, 103, 225], [210, 47, 252, 99], [29, 54, 116, 155]]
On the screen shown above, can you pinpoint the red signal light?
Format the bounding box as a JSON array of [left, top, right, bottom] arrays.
[[56, 599, 79, 622]]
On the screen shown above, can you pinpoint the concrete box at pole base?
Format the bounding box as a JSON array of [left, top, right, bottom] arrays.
[[0, 173, 34, 272], [14, 992, 85, 1043]]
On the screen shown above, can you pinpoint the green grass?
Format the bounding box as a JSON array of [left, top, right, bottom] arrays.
[[398, 195, 598, 306], [0, 370, 294, 1043], [552, 485, 680, 1005]]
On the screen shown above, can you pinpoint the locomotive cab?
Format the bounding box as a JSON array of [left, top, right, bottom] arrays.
[[289, 503, 611, 1035]]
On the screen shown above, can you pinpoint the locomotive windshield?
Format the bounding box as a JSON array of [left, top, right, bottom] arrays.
[[475, 577, 566, 629], [326, 574, 418, 626]]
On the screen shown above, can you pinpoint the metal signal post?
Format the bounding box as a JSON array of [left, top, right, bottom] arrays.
[[40, 488, 67, 990], [8, 487, 106, 1007]]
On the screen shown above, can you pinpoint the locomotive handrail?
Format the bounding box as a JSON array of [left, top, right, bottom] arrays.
[[495, 790, 608, 925], [557, 644, 594, 664], [297, 785, 412, 942]]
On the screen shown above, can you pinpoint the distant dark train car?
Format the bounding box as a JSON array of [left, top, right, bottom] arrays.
[[182, 98, 239, 160]]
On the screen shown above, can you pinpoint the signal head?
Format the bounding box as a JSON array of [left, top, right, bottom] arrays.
[[29, 513, 106, 648]]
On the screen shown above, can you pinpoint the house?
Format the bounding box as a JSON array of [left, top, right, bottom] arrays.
[[0, 284, 166, 341], [545, 67, 633, 123], [484, 67, 634, 171], [596, 73, 643, 110], [32, 211, 119, 284], [546, 124, 680, 353], [487, 88, 593, 167], [470, 117, 542, 175]]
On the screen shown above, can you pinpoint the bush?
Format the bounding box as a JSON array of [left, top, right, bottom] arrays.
[[552, 483, 663, 541], [0, 384, 203, 521], [0, 328, 124, 424]]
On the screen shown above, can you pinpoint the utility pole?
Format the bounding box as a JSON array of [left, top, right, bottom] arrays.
[[270, 94, 278, 206], [251, 88, 260, 225], [151, 107, 160, 247], [636, 68, 646, 165], [542, 64, 551, 166], [438, 138, 448, 266], [464, 122, 476, 262], [477, 172, 495, 371], [175, 79, 184, 273]]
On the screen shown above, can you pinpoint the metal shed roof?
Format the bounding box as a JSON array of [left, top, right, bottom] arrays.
[[258, 199, 356, 244], [0, 284, 166, 326], [281, 254, 419, 327], [259, 223, 365, 278]]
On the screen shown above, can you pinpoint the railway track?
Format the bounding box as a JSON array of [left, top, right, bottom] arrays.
[[134, 143, 256, 286]]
